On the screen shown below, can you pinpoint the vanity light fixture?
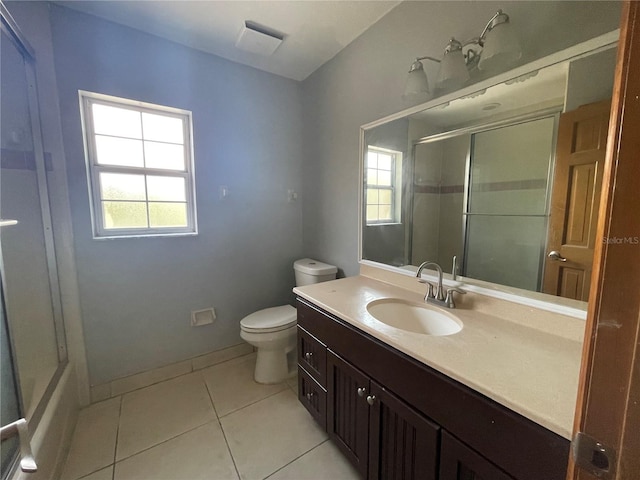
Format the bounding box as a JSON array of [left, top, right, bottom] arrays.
[[403, 9, 522, 98]]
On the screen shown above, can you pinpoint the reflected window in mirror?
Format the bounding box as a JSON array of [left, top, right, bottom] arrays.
[[366, 146, 402, 225]]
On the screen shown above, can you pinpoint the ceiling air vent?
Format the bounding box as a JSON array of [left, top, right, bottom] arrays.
[[235, 21, 284, 56]]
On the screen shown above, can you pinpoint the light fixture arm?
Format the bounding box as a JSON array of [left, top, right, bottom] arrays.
[[478, 9, 510, 45], [407, 56, 440, 73], [416, 56, 441, 64]]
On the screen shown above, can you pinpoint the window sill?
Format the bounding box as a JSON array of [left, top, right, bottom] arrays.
[[92, 231, 198, 240], [366, 222, 402, 227]]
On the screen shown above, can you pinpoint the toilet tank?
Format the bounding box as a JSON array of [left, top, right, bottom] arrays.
[[294, 258, 337, 286]]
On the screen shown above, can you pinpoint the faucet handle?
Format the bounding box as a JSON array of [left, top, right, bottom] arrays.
[[418, 279, 435, 300], [445, 287, 466, 308]]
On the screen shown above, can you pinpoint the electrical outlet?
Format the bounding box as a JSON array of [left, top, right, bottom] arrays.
[[287, 189, 298, 202]]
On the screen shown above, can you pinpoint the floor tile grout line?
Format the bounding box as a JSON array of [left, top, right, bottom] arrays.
[[262, 439, 330, 479], [204, 379, 241, 479], [217, 384, 292, 419], [66, 396, 122, 480], [111, 418, 221, 466], [112, 395, 123, 480]]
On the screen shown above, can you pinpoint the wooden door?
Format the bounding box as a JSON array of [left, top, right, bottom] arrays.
[[440, 431, 514, 480], [327, 350, 371, 479], [569, 1, 640, 478], [367, 381, 440, 480], [543, 100, 611, 301]]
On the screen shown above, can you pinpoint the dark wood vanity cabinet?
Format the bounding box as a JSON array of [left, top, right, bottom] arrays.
[[296, 298, 569, 480], [367, 377, 440, 480], [440, 431, 514, 480], [326, 350, 440, 480]]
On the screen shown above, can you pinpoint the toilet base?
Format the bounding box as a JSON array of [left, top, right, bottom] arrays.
[[240, 324, 297, 384], [254, 347, 296, 384]]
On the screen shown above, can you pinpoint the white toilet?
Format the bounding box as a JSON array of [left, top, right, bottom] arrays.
[[240, 258, 337, 384]]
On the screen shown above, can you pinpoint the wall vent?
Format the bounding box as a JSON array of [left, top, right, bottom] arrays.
[[235, 21, 284, 56]]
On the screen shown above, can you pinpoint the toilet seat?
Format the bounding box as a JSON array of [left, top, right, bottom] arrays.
[[240, 305, 297, 333]]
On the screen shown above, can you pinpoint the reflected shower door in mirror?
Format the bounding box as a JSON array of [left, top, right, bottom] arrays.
[[361, 38, 618, 307], [411, 116, 556, 292]]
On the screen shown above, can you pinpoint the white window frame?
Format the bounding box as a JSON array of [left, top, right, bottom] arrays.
[[365, 146, 403, 225], [79, 91, 197, 238]]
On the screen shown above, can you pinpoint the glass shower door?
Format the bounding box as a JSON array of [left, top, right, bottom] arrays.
[[1, 284, 21, 477], [1, 6, 66, 476]]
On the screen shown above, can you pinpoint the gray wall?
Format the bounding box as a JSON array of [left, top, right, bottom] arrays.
[[301, 0, 621, 277], [49, 5, 304, 385]]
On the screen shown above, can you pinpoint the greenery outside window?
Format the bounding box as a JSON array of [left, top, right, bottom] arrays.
[[366, 146, 402, 224], [80, 91, 197, 238]]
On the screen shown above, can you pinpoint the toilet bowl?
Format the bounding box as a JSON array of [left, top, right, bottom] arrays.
[[240, 305, 297, 384], [239, 258, 337, 384]]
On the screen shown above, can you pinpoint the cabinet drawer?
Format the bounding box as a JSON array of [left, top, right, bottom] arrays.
[[298, 325, 327, 386], [298, 365, 327, 431]]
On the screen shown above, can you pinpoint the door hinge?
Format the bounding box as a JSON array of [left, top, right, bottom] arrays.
[[572, 431, 616, 478]]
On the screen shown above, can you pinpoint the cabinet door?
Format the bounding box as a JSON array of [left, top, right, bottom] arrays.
[[327, 351, 370, 479], [298, 365, 327, 431], [440, 431, 514, 480], [368, 381, 440, 480]]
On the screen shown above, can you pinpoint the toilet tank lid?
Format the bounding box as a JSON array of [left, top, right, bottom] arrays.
[[294, 258, 338, 276]]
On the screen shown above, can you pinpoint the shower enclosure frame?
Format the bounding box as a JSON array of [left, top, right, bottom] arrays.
[[1, 3, 69, 477]]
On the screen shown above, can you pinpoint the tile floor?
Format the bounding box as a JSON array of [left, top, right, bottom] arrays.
[[60, 354, 359, 480]]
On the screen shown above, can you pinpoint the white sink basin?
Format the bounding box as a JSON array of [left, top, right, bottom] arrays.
[[366, 298, 463, 336]]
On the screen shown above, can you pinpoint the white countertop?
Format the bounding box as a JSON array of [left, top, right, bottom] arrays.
[[294, 275, 584, 440]]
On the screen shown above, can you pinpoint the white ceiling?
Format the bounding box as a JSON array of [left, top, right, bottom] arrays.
[[56, 1, 401, 81]]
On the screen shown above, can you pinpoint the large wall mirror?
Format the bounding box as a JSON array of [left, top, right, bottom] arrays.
[[360, 32, 618, 311]]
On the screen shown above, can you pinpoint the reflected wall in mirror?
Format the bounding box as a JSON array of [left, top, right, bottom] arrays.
[[361, 39, 618, 307]]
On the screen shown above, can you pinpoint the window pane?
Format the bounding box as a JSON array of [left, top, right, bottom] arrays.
[[378, 170, 392, 186], [142, 112, 184, 143], [367, 188, 379, 205], [367, 169, 378, 185], [95, 135, 143, 167], [146, 176, 186, 201], [149, 202, 188, 227], [366, 205, 378, 222], [379, 189, 392, 204], [378, 154, 392, 170], [367, 152, 377, 169], [379, 205, 392, 220], [144, 141, 185, 170], [92, 103, 142, 139], [102, 201, 148, 229], [99, 173, 146, 200]]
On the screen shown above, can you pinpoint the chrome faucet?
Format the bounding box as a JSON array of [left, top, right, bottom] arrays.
[[415, 261, 465, 308]]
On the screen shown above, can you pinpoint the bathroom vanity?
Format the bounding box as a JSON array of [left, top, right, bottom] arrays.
[[294, 273, 583, 480]]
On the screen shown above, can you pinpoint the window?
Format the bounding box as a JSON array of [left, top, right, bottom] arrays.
[[80, 91, 196, 238], [366, 146, 402, 224]]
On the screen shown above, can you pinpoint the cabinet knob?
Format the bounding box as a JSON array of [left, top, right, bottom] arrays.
[[306, 392, 314, 401], [366, 395, 376, 406], [357, 387, 366, 397], [304, 352, 313, 361]]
